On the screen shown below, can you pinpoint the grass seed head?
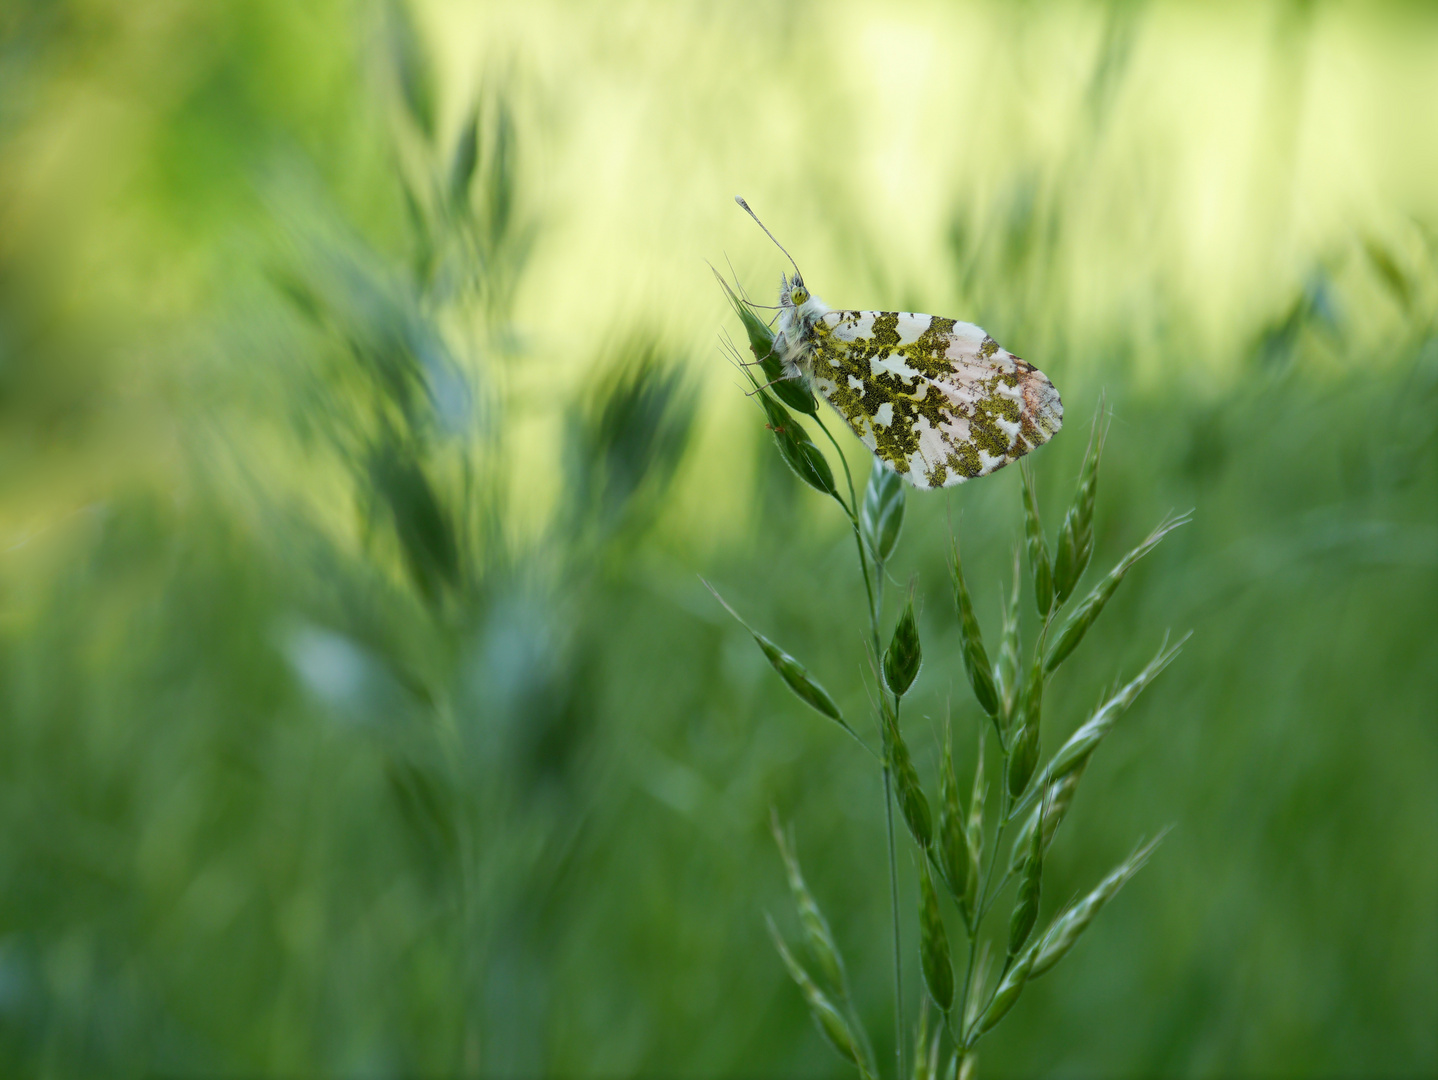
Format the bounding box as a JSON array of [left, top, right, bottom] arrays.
[[918, 859, 955, 1013], [1028, 833, 1166, 980], [714, 267, 818, 415], [1019, 461, 1054, 618], [1006, 651, 1045, 798], [861, 464, 906, 563], [883, 701, 933, 849], [996, 548, 1023, 730], [1007, 802, 1045, 957], [951, 537, 999, 719], [771, 813, 846, 994], [937, 723, 971, 909], [1052, 404, 1108, 606], [974, 946, 1035, 1037], [756, 391, 838, 499], [766, 917, 874, 1076], [883, 587, 923, 696], [1046, 509, 1192, 674]]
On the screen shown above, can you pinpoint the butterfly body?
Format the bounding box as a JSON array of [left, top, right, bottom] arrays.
[[772, 271, 1063, 490]]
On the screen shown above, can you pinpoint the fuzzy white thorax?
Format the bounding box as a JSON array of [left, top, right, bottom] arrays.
[[773, 273, 830, 379]]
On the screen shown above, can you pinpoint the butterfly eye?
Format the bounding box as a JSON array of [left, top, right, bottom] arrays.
[[791, 286, 809, 305]]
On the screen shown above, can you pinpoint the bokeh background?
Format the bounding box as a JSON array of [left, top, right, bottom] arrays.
[[1, 0, 1435, 1076]]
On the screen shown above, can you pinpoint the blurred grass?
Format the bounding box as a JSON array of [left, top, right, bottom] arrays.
[[1, 0, 1435, 1076]]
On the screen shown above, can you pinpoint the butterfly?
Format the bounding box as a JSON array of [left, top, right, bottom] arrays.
[[737, 197, 1063, 490]]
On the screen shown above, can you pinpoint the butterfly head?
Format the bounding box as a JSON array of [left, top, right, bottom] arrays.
[[781, 272, 810, 308]]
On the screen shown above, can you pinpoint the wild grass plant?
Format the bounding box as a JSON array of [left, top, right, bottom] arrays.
[[2, 1, 1435, 1075], [713, 282, 1191, 1078]]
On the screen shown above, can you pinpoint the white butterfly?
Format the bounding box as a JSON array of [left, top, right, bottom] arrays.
[[739, 198, 1063, 490]]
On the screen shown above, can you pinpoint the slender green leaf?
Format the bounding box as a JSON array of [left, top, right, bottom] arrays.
[[448, 104, 480, 207], [384, 0, 436, 141]]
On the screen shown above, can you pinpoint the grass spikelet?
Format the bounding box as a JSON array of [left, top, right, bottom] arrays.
[[1006, 797, 1045, 958], [862, 464, 906, 563], [712, 267, 818, 415], [884, 700, 934, 850], [1019, 461, 1054, 618], [913, 998, 943, 1080], [883, 586, 923, 696], [995, 549, 1023, 731], [965, 730, 986, 917], [1008, 767, 1083, 875], [952, 535, 1000, 722], [772, 811, 848, 994], [919, 859, 955, 1013], [767, 917, 877, 1078], [936, 720, 971, 911], [1007, 648, 1044, 798], [1052, 404, 1108, 606], [972, 947, 1034, 1038], [1027, 832, 1168, 979], [755, 391, 839, 499], [1042, 633, 1190, 787], [702, 579, 854, 736], [1046, 509, 1192, 674]]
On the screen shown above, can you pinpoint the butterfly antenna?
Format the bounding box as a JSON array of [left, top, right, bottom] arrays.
[[735, 196, 803, 279]]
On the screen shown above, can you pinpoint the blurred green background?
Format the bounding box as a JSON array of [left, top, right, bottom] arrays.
[[1, 0, 1435, 1076]]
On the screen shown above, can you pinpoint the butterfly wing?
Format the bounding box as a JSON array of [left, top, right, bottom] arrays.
[[807, 311, 1063, 489]]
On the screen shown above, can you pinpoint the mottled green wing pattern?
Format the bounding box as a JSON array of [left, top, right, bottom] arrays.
[[805, 311, 1063, 489]]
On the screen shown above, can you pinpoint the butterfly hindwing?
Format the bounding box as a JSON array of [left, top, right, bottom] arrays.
[[806, 310, 1063, 489]]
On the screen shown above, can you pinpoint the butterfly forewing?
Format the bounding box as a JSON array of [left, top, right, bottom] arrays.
[[806, 310, 1062, 489]]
